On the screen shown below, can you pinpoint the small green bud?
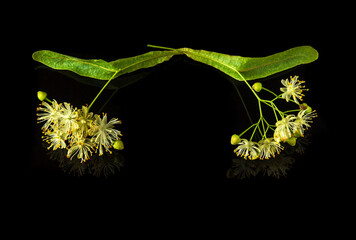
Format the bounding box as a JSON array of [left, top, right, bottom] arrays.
[[300, 103, 312, 114], [252, 82, 262, 92], [231, 134, 241, 145], [305, 106, 312, 114], [286, 137, 297, 146], [113, 140, 124, 150], [37, 91, 47, 101]]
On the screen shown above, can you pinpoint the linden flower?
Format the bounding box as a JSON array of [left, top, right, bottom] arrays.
[[67, 135, 95, 162], [37, 99, 62, 131], [258, 138, 283, 160], [43, 131, 67, 150], [234, 139, 260, 160], [91, 114, 122, 156], [293, 109, 317, 136], [274, 115, 298, 143], [36, 94, 124, 163], [58, 102, 79, 134], [280, 76, 307, 104], [76, 106, 94, 137]]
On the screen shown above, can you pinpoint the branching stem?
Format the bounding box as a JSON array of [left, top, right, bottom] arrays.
[[235, 70, 291, 141]]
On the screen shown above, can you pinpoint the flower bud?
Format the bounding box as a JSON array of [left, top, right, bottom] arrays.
[[305, 106, 312, 114], [286, 137, 297, 146], [300, 103, 312, 114], [113, 140, 124, 150], [231, 134, 241, 145], [252, 82, 262, 92], [37, 91, 47, 101]]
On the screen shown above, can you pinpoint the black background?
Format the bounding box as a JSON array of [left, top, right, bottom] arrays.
[[17, 3, 342, 228]]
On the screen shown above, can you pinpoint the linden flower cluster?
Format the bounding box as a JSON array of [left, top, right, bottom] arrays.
[[231, 76, 317, 160], [36, 91, 124, 162]]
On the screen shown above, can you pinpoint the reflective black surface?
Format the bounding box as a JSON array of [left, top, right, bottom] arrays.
[[21, 7, 336, 210]]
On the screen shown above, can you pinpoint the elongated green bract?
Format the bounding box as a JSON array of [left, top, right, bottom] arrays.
[[110, 50, 181, 77], [33, 45, 318, 83], [178, 46, 318, 81], [32, 50, 180, 80], [32, 50, 117, 80]]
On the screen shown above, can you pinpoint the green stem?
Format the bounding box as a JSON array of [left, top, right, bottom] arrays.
[[272, 105, 279, 122], [235, 71, 266, 141], [262, 87, 279, 97], [250, 118, 261, 141], [45, 97, 52, 103], [147, 44, 176, 51], [262, 118, 272, 138], [88, 71, 119, 111], [233, 71, 262, 102], [271, 94, 283, 102], [271, 102, 284, 118], [284, 109, 300, 114], [243, 79, 261, 100], [258, 101, 265, 133], [239, 123, 257, 137]]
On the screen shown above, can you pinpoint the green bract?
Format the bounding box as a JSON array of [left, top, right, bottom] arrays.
[[33, 45, 318, 82], [176, 46, 318, 81], [32, 50, 180, 80]]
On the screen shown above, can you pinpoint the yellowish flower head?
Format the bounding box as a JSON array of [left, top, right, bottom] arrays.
[[280, 76, 308, 104], [293, 109, 317, 137], [36, 99, 62, 132], [67, 135, 94, 162], [37, 99, 123, 163], [91, 114, 122, 156], [258, 138, 283, 159], [234, 139, 260, 160], [273, 115, 298, 143]]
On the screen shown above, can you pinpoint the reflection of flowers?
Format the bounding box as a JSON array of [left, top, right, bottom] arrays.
[[45, 141, 125, 178], [228, 148, 296, 180], [37, 98, 123, 162], [260, 155, 295, 178]]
